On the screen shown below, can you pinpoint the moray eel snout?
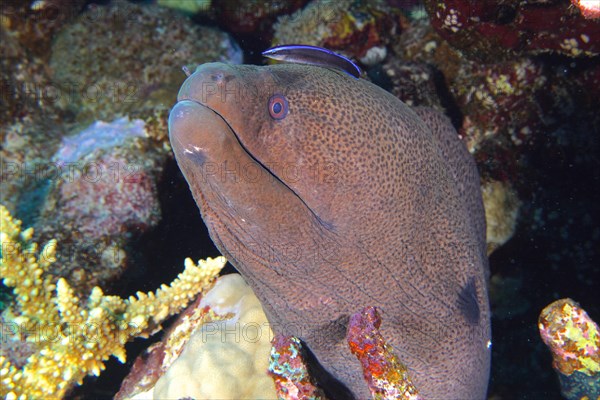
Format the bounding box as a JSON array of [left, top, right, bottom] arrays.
[[170, 62, 491, 400], [169, 101, 225, 166], [169, 63, 243, 166]]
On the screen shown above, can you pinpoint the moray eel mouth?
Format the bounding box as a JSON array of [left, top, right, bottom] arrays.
[[168, 63, 265, 191], [169, 98, 275, 184], [169, 62, 280, 186], [168, 96, 298, 218], [169, 63, 247, 168], [169, 62, 331, 231], [169, 99, 227, 166]]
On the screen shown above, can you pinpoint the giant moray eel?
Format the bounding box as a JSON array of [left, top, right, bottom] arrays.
[[168, 61, 491, 399]]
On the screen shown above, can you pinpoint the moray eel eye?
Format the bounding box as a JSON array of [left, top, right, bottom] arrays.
[[268, 94, 288, 120]]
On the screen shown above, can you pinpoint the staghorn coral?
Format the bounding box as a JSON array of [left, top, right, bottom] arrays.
[[0, 204, 225, 399]]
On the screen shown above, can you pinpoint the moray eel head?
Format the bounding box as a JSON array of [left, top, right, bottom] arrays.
[[169, 62, 362, 230]]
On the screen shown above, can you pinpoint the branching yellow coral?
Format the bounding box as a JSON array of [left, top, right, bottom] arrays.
[[0, 204, 225, 399], [0, 207, 58, 326]]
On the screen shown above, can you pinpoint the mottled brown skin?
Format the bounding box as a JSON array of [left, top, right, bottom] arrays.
[[169, 62, 491, 399]]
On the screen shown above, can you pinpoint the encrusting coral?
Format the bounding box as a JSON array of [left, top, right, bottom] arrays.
[[269, 334, 325, 399], [539, 298, 600, 400], [0, 204, 225, 399], [347, 307, 422, 400], [481, 179, 521, 255]]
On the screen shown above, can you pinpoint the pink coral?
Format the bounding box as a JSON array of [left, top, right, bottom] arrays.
[[58, 151, 159, 239]]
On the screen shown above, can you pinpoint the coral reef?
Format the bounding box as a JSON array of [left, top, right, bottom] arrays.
[[157, 0, 211, 15], [1, 7, 71, 215], [0, 0, 84, 58], [481, 180, 521, 255], [389, 15, 599, 201], [0, 22, 63, 129], [452, 58, 547, 154], [380, 60, 443, 109], [273, 0, 403, 66], [0, 119, 64, 222], [539, 298, 600, 399], [214, 0, 307, 35], [117, 273, 276, 399], [391, 21, 556, 170], [30, 117, 163, 294], [2, 0, 599, 398], [347, 306, 422, 400], [269, 335, 325, 399], [3, 0, 244, 281], [0, 204, 225, 398], [2, 3, 245, 397], [1, 12, 71, 220], [424, 0, 600, 60], [49, 0, 242, 127]]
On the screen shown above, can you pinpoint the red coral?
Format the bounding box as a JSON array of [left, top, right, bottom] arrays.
[[425, 0, 600, 58], [347, 306, 422, 400]]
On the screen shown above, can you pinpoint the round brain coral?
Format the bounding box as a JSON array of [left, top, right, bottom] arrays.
[[123, 274, 277, 399]]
